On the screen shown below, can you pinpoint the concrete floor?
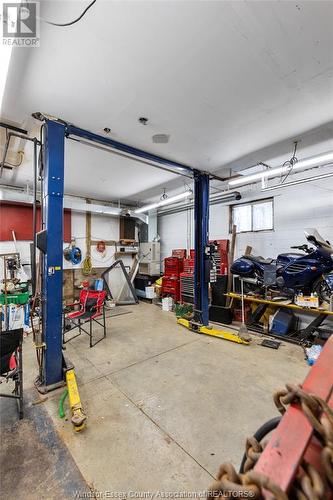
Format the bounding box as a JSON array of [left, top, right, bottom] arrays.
[[2, 302, 309, 497]]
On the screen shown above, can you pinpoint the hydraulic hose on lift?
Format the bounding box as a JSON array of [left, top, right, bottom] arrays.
[[59, 389, 68, 418]]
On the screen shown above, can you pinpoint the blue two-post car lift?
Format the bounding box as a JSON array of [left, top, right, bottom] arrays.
[[40, 117, 246, 391]]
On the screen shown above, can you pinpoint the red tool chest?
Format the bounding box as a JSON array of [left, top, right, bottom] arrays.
[[164, 256, 184, 277], [161, 276, 180, 302], [180, 272, 194, 303], [209, 239, 229, 275], [183, 258, 195, 274]]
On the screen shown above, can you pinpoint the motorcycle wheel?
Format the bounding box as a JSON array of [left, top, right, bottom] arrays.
[[313, 277, 332, 303]]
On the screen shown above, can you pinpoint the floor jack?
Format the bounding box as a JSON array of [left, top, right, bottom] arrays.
[[177, 317, 250, 345], [65, 367, 87, 432]]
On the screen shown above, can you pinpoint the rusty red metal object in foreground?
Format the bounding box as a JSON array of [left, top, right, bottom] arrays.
[[254, 335, 333, 498]]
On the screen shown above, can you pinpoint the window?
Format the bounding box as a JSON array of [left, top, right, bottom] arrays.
[[231, 199, 273, 233]]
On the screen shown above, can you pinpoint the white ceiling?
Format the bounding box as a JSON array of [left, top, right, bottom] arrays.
[[1, 0, 333, 201]]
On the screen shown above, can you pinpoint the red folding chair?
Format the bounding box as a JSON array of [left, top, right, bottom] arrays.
[[0, 328, 24, 419], [63, 289, 107, 347]]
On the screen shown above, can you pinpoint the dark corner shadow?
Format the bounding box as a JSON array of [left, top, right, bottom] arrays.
[[0, 387, 91, 499]]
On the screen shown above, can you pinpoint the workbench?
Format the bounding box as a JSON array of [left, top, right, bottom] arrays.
[[227, 292, 333, 345]]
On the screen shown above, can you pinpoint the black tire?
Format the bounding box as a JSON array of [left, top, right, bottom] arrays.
[[313, 277, 332, 303], [239, 416, 281, 473]]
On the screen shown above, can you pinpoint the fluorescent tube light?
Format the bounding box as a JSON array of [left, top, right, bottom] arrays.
[[135, 190, 192, 214], [293, 150, 333, 169], [0, 45, 13, 112], [0, 0, 19, 111], [229, 150, 333, 187], [261, 172, 333, 192], [209, 190, 242, 202], [229, 166, 287, 186]]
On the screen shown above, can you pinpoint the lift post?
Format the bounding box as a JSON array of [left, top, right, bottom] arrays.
[[41, 120, 66, 389], [178, 170, 249, 344], [194, 171, 210, 326]]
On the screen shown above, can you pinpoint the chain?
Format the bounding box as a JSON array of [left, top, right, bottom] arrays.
[[207, 462, 288, 499], [274, 383, 333, 490], [294, 462, 325, 500], [208, 382, 333, 499]]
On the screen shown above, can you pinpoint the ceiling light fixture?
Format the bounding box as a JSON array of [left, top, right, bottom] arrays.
[[152, 134, 170, 144], [261, 172, 333, 192], [134, 190, 193, 214], [228, 150, 333, 187]]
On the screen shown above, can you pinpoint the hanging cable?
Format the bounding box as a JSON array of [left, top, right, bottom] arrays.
[[1, 151, 24, 168], [43, 0, 97, 27], [280, 141, 298, 184]]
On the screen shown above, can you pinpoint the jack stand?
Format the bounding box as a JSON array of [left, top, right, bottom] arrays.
[[65, 368, 86, 432], [177, 317, 250, 345]]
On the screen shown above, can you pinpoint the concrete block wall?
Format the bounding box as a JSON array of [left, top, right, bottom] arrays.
[[158, 167, 333, 261]]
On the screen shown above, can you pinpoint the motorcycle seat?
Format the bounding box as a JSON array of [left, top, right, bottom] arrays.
[[244, 255, 275, 265]]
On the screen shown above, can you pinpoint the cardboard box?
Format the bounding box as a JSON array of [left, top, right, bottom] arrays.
[[295, 295, 319, 308]]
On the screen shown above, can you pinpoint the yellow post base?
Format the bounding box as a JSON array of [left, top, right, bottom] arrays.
[[65, 368, 87, 432], [177, 318, 249, 345]]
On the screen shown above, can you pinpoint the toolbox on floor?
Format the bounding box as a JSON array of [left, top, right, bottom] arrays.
[[270, 309, 297, 335]]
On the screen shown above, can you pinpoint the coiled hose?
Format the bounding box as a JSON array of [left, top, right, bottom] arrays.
[[82, 255, 92, 276]]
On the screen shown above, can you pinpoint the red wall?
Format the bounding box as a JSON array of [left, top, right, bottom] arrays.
[[0, 202, 71, 242]]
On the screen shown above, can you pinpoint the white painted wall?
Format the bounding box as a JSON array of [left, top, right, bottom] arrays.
[[158, 209, 194, 264], [64, 212, 122, 271]]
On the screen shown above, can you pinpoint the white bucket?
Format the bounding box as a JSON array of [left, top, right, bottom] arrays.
[[162, 297, 173, 312], [145, 286, 156, 299], [105, 299, 116, 309]]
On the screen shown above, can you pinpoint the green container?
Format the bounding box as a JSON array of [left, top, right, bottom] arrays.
[[174, 303, 193, 318], [0, 291, 30, 305]]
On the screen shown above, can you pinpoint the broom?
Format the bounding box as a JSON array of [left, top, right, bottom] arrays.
[[238, 279, 251, 341]]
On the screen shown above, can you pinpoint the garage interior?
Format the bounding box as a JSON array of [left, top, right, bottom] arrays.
[[1, 1, 333, 499]]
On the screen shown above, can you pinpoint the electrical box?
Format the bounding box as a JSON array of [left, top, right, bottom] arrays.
[[139, 242, 160, 263], [115, 244, 138, 254]]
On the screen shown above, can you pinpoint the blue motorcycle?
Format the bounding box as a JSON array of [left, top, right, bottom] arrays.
[[230, 229, 333, 302]]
